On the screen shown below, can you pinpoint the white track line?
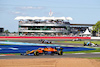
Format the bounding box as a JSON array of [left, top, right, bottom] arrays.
[[72, 53, 86, 54], [90, 52, 100, 54], [64, 52, 100, 55], [9, 48, 18, 50], [0, 55, 6, 56]]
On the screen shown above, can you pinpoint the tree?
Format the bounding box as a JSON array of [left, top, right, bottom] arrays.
[[92, 21, 100, 32], [4, 30, 10, 33], [13, 32, 16, 33]]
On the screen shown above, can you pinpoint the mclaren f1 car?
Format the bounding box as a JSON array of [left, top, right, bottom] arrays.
[[21, 47, 63, 56]]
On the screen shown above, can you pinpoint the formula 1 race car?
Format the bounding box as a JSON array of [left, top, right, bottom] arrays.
[[72, 38, 81, 41], [83, 42, 99, 47], [21, 47, 63, 56], [39, 39, 52, 44]]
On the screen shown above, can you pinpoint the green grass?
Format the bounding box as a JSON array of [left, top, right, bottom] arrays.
[[64, 48, 100, 54], [0, 53, 20, 55], [85, 57, 100, 59], [54, 41, 100, 45], [0, 44, 13, 45], [79, 57, 100, 59]]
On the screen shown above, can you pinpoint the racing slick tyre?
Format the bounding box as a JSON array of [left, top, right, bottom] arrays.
[[83, 43, 86, 46], [89, 44, 91, 46], [21, 53, 28, 56], [34, 51, 39, 56], [20, 53, 24, 55], [95, 44, 99, 47], [58, 50, 63, 55], [42, 41, 44, 43], [50, 42, 52, 44]]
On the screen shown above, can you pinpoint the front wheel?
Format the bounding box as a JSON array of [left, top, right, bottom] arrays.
[[21, 53, 28, 56], [34, 51, 39, 56], [20, 53, 24, 55], [83, 43, 86, 46]]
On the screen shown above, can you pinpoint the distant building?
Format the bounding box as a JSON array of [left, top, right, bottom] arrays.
[[15, 16, 94, 36], [15, 17, 70, 36], [0, 28, 4, 33], [70, 24, 94, 34], [0, 28, 4, 36]]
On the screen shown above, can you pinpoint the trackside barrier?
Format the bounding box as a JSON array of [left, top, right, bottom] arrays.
[[91, 37, 100, 39], [0, 36, 91, 39]]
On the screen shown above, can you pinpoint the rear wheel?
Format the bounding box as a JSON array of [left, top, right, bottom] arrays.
[[58, 50, 63, 55], [96, 44, 99, 46]]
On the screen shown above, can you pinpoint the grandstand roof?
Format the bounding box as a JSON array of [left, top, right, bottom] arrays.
[[70, 24, 94, 26], [15, 16, 73, 21]]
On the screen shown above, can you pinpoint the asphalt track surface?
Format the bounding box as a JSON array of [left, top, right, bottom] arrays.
[[8, 39, 100, 47], [0, 39, 100, 59], [0, 53, 100, 59]]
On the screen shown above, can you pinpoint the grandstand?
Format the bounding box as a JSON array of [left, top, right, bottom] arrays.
[[15, 16, 94, 36]]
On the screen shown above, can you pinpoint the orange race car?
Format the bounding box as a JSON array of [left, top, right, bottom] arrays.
[[21, 47, 63, 56]]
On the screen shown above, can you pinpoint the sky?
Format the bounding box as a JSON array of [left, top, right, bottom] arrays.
[[0, 0, 100, 32]]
